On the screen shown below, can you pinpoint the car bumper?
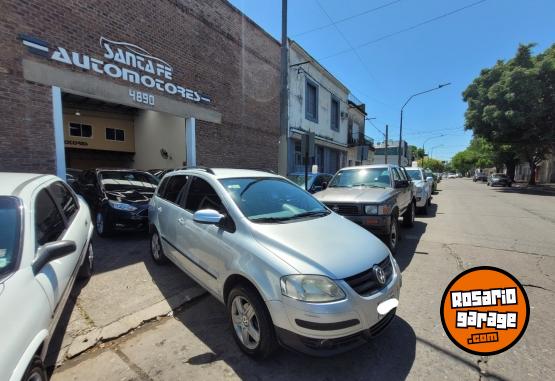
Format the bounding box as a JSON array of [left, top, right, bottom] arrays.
[[341, 214, 392, 235], [267, 256, 402, 356], [106, 207, 149, 231]]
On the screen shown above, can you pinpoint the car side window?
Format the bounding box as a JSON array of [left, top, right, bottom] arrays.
[[160, 175, 189, 203], [391, 168, 401, 181], [35, 189, 66, 247], [49, 181, 79, 221], [183, 177, 224, 213]]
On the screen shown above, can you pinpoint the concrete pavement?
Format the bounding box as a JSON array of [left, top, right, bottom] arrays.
[[51, 178, 555, 380]]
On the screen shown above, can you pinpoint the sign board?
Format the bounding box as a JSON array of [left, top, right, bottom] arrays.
[[20, 35, 211, 104]]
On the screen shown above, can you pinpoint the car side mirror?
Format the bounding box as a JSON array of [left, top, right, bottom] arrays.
[[394, 180, 409, 188], [193, 209, 224, 225], [32, 240, 76, 274], [321, 182, 328, 190]]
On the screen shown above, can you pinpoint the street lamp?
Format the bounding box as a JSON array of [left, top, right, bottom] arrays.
[[421, 134, 445, 167], [398, 83, 451, 166]]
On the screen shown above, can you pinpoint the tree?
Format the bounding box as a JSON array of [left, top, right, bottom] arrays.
[[462, 43, 555, 184]]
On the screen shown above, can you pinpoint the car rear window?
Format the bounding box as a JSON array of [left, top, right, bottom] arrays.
[[0, 196, 22, 277]]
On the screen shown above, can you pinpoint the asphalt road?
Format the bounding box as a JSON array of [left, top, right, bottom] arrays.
[[52, 178, 555, 381]]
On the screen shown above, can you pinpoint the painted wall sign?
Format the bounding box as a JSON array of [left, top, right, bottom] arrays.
[[20, 35, 211, 104]]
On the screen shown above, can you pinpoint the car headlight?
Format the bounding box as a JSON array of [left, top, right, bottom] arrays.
[[108, 200, 137, 211], [280, 275, 346, 302], [364, 205, 378, 215]]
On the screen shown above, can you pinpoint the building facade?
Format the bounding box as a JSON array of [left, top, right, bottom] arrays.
[[0, 0, 280, 176], [373, 140, 411, 166], [287, 41, 349, 175]]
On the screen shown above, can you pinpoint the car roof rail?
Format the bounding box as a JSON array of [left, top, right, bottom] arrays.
[[180, 166, 215, 175]]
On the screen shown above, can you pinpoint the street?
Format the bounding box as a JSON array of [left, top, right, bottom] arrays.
[[50, 179, 555, 381]]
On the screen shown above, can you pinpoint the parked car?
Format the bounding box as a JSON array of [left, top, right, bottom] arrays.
[[0, 173, 93, 381], [473, 172, 488, 182], [404, 167, 433, 214], [287, 172, 333, 193], [314, 164, 415, 253], [149, 168, 402, 358], [74, 168, 159, 236], [487, 173, 512, 187]]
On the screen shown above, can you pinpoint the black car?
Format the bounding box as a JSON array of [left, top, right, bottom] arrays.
[[473, 172, 488, 182], [74, 169, 159, 236], [287, 172, 333, 193], [487, 173, 512, 187]]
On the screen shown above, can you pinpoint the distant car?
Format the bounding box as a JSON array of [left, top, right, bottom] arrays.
[[74, 169, 159, 236], [287, 172, 333, 193], [149, 168, 401, 357], [487, 173, 512, 187], [405, 167, 433, 214], [0, 173, 93, 381], [473, 173, 488, 182], [315, 164, 415, 253]]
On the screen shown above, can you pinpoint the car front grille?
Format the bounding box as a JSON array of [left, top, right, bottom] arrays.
[[324, 203, 361, 216], [344, 256, 393, 296]]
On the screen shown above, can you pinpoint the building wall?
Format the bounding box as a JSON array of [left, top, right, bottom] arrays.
[[133, 110, 186, 170], [63, 109, 135, 153], [287, 42, 349, 173], [0, 0, 280, 174]]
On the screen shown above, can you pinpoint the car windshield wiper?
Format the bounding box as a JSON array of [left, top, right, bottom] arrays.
[[287, 210, 330, 220], [350, 184, 385, 188]]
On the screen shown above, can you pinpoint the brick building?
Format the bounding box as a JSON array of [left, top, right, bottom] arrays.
[[0, 0, 280, 176]]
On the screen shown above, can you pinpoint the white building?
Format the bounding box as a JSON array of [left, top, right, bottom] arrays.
[[287, 40, 349, 174], [373, 140, 411, 166]]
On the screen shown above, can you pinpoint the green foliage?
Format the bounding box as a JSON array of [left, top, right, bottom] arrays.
[[462, 43, 555, 184]]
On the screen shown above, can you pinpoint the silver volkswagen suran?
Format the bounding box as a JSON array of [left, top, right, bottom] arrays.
[[148, 168, 402, 358]]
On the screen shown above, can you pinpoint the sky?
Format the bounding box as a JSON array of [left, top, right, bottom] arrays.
[[228, 0, 555, 161]]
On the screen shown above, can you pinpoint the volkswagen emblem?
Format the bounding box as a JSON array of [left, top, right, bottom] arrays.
[[373, 265, 386, 285]]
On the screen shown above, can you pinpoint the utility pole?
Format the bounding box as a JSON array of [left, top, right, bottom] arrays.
[[384, 124, 388, 164], [278, 0, 289, 176]]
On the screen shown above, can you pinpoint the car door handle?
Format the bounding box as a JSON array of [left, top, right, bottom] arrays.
[[177, 217, 185, 225]]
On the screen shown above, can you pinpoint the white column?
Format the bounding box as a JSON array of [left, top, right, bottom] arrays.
[[52, 86, 66, 180], [186, 117, 196, 167]]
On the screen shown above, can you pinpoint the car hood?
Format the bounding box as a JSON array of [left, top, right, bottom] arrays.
[[315, 187, 392, 204], [105, 189, 154, 203], [250, 213, 390, 279]]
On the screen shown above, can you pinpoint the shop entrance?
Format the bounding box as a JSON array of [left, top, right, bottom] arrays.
[[62, 93, 188, 173]]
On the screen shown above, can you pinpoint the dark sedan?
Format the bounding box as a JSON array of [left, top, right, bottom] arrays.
[[487, 173, 512, 187], [74, 169, 159, 236]]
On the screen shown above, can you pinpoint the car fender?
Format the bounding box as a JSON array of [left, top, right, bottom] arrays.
[[8, 329, 48, 381]]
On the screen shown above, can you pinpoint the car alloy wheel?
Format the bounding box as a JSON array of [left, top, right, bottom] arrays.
[[231, 295, 261, 350], [96, 211, 104, 235]]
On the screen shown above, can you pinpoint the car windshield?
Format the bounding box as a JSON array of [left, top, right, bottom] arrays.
[[0, 197, 21, 278], [99, 171, 159, 191], [405, 169, 423, 181], [328, 168, 389, 188], [220, 177, 329, 223], [287, 174, 315, 189]]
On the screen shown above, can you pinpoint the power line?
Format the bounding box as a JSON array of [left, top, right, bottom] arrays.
[[293, 0, 403, 38], [319, 0, 489, 61], [315, 0, 384, 100]]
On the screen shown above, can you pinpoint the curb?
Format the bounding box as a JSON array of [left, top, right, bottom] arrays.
[[63, 286, 206, 361]]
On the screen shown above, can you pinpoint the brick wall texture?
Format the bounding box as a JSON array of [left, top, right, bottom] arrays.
[[0, 0, 280, 173]]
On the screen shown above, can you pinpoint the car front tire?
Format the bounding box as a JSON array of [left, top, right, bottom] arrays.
[[402, 201, 415, 227], [150, 230, 168, 264], [95, 210, 112, 237], [22, 356, 47, 381], [227, 284, 278, 359], [78, 243, 94, 279]]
